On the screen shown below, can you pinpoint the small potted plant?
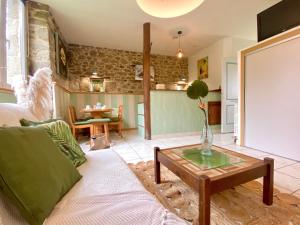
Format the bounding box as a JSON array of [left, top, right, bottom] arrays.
[[187, 80, 213, 156]]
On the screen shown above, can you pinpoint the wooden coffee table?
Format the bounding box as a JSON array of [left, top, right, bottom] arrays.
[[154, 145, 274, 225]]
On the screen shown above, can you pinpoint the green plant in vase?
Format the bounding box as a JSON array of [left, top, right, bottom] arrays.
[[187, 80, 213, 156]]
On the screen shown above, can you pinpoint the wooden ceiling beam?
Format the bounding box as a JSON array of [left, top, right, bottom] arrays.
[[143, 22, 151, 140]]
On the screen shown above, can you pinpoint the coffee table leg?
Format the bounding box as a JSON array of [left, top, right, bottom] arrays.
[[154, 147, 161, 184], [263, 157, 274, 205], [198, 175, 211, 225]]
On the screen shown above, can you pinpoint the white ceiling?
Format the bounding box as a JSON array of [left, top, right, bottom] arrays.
[[36, 0, 281, 56]]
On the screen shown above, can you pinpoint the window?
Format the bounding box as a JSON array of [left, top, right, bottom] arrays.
[[0, 0, 26, 88], [0, 0, 7, 87]]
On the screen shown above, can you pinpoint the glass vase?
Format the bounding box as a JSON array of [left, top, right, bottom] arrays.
[[200, 124, 213, 156]]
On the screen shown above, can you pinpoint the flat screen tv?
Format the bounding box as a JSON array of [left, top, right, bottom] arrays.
[[257, 0, 300, 42]]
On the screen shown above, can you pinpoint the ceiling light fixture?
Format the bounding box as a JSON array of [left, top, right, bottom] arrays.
[[136, 0, 204, 18], [176, 31, 183, 59]]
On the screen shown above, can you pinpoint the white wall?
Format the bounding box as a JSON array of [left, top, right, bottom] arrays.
[[244, 34, 300, 161], [188, 37, 255, 90], [188, 39, 223, 90]]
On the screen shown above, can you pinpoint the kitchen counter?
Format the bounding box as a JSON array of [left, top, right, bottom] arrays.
[[151, 89, 221, 92]]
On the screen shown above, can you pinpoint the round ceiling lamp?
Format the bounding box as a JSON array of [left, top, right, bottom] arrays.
[[136, 0, 205, 18]]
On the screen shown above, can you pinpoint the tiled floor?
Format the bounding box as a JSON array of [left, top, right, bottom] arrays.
[[81, 130, 300, 197]]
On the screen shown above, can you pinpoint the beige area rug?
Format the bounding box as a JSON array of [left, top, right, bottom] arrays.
[[128, 161, 300, 225]]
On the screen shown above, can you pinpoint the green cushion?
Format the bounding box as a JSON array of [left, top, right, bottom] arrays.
[[74, 120, 91, 125], [88, 118, 111, 123], [101, 112, 112, 118], [76, 116, 93, 122], [102, 108, 118, 118], [103, 108, 119, 122], [110, 116, 120, 122], [37, 121, 87, 167], [20, 118, 58, 127], [0, 127, 82, 225]]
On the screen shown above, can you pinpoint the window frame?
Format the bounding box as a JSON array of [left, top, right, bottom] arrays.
[[0, 0, 27, 89]]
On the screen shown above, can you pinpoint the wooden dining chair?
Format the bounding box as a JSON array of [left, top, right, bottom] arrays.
[[68, 105, 93, 139], [108, 105, 123, 137]]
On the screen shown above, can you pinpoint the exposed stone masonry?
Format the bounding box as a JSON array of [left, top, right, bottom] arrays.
[[68, 44, 188, 94], [28, 1, 51, 74], [27, 1, 69, 88]]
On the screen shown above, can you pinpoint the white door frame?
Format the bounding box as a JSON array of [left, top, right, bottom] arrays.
[[221, 58, 238, 133]]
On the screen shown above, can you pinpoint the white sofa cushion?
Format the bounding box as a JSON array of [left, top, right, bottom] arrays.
[[45, 191, 187, 225], [56, 149, 145, 201], [0, 103, 38, 127]]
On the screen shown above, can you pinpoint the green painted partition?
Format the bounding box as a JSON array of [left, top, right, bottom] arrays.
[[0, 91, 16, 103], [150, 91, 221, 136]]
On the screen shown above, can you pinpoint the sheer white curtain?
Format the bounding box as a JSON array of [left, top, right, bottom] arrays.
[[0, 0, 8, 87], [19, 0, 27, 80], [0, 0, 27, 89]]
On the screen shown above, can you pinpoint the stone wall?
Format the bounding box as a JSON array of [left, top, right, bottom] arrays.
[[27, 1, 50, 74], [27, 1, 68, 88], [68, 44, 188, 94]]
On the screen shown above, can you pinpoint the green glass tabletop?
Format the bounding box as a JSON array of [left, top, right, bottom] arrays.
[[174, 148, 244, 170]]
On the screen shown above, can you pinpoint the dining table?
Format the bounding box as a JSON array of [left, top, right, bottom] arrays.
[[81, 108, 113, 118]]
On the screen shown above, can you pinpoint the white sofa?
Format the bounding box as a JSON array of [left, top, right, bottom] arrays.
[[0, 103, 187, 225]]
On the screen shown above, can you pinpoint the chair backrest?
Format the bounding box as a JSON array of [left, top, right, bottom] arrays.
[[68, 106, 77, 125], [118, 105, 123, 121]]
